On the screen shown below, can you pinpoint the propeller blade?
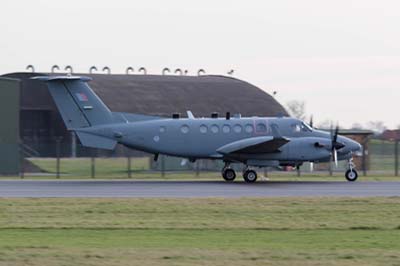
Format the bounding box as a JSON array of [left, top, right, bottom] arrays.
[[333, 148, 338, 168], [309, 115, 313, 128], [310, 162, 314, 172], [333, 124, 339, 144]]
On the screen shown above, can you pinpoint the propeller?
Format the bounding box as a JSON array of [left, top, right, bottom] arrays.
[[309, 115, 313, 128], [330, 123, 345, 167]]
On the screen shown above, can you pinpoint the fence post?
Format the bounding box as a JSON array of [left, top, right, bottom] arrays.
[[91, 149, 96, 178], [56, 137, 62, 179], [127, 156, 132, 178], [195, 160, 200, 177], [362, 141, 367, 176], [19, 141, 24, 179], [161, 155, 165, 177], [395, 140, 399, 177]]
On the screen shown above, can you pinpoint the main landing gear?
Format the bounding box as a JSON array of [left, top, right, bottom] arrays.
[[221, 163, 258, 183], [345, 158, 358, 182]]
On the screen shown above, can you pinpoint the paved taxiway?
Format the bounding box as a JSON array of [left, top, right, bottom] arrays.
[[0, 180, 399, 197]]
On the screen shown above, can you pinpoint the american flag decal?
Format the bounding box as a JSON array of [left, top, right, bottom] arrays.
[[76, 93, 88, 102]]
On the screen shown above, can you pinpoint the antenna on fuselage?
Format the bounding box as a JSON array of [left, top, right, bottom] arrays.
[[187, 111, 195, 119]]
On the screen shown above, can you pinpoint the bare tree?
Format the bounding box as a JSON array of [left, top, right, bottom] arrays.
[[365, 121, 386, 134], [286, 100, 306, 120]]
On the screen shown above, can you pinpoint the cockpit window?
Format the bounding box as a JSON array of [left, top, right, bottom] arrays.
[[291, 122, 312, 133], [301, 122, 313, 132]]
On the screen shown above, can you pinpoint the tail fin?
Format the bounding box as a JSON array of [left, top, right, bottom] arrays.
[[34, 76, 113, 129]]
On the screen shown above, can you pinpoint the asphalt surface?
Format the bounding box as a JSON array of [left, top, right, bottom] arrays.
[[0, 180, 399, 198]]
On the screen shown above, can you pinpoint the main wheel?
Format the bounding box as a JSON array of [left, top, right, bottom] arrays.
[[222, 168, 236, 182], [243, 170, 257, 183], [345, 169, 358, 182]]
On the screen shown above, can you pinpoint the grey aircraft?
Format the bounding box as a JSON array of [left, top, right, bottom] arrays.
[[35, 75, 362, 183]]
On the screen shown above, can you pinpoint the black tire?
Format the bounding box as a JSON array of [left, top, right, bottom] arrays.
[[243, 170, 257, 183], [345, 169, 358, 182], [222, 168, 236, 182]]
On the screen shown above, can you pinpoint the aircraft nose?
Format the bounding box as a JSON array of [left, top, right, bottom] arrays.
[[347, 138, 362, 152], [338, 136, 362, 153]]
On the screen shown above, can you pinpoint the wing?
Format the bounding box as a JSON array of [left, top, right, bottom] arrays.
[[216, 136, 289, 155]]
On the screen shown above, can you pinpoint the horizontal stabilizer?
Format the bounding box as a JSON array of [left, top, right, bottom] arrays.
[[76, 131, 117, 150]]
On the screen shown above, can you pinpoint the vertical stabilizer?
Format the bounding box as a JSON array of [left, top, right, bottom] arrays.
[[34, 76, 113, 129]]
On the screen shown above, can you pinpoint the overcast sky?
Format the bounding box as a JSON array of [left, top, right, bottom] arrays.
[[0, 0, 398, 128]]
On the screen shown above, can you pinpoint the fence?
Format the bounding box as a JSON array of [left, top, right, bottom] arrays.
[[10, 138, 400, 179]]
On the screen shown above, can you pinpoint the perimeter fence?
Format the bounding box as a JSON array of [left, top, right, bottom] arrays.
[[10, 138, 400, 179]]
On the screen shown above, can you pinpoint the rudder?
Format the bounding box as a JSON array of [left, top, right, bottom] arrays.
[[34, 76, 113, 129]]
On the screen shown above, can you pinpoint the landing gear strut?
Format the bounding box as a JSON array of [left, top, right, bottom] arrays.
[[345, 158, 358, 182], [221, 163, 236, 182], [242, 167, 257, 183]]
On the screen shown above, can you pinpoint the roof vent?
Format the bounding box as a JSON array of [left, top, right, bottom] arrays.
[[126, 67, 134, 74], [26, 65, 35, 72], [89, 66, 97, 73], [211, 112, 219, 119], [102, 66, 111, 74], [172, 113, 180, 119], [51, 65, 60, 73]]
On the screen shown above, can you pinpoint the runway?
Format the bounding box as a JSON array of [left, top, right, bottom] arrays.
[[0, 180, 400, 198]]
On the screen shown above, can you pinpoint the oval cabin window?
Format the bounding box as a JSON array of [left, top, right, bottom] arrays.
[[245, 124, 254, 133], [200, 125, 208, 133], [211, 125, 219, 133], [181, 125, 190, 134]]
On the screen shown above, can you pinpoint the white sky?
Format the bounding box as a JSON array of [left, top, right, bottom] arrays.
[[0, 0, 399, 128]]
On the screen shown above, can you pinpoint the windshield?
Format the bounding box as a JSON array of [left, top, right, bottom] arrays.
[[292, 122, 313, 133], [301, 122, 313, 132]]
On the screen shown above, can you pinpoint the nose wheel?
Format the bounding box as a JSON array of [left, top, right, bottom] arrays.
[[345, 158, 358, 182]]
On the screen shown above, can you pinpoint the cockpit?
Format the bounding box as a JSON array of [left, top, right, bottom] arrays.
[[291, 122, 313, 133]]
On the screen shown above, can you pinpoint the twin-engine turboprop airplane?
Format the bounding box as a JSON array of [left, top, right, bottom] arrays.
[[35, 76, 362, 183]]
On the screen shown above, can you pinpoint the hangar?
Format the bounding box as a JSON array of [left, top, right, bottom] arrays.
[[0, 72, 287, 173]]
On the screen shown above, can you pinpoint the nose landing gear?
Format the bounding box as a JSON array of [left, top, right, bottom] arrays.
[[345, 158, 358, 182]]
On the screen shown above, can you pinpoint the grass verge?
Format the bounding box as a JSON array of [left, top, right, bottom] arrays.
[[1, 198, 400, 265]]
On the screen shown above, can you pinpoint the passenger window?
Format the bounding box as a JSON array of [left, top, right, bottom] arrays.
[[245, 124, 254, 133], [222, 125, 231, 133], [199, 125, 208, 133], [211, 124, 219, 133], [256, 123, 267, 132], [234, 124, 242, 133], [181, 125, 190, 134]]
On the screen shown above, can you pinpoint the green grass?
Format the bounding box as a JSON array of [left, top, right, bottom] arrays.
[[1, 198, 400, 265]]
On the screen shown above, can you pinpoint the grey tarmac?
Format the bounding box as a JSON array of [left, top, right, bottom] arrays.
[[0, 180, 400, 198]]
